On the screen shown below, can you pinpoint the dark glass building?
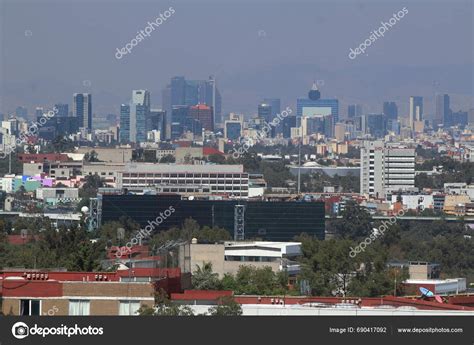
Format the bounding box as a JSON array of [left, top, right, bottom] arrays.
[[73, 93, 92, 130], [282, 116, 297, 138], [100, 194, 325, 241], [383, 101, 398, 120], [366, 113, 387, 138]]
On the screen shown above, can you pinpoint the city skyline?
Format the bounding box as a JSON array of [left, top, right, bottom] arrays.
[[0, 0, 472, 117]]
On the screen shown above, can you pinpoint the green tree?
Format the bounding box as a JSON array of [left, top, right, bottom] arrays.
[[327, 201, 372, 239], [79, 174, 105, 198], [207, 153, 225, 164], [84, 150, 101, 162], [207, 296, 242, 316], [192, 262, 221, 290], [159, 154, 176, 163]]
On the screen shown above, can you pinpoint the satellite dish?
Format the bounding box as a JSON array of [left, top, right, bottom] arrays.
[[81, 206, 89, 214], [188, 196, 195, 200], [419, 287, 434, 297]]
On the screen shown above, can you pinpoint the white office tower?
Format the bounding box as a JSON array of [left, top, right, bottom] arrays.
[[360, 141, 415, 199]]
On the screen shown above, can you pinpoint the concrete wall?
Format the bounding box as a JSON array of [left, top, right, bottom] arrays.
[[187, 243, 281, 278], [23, 163, 43, 176], [189, 243, 226, 277], [175, 147, 203, 163], [77, 148, 132, 163]]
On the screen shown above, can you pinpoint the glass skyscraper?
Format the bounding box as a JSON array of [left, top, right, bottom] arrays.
[[120, 90, 150, 143], [73, 93, 92, 130], [162, 76, 221, 139]]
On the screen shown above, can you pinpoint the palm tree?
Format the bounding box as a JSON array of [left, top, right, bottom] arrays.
[[192, 262, 221, 290]]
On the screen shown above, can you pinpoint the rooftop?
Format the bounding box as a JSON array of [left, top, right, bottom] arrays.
[[123, 163, 244, 174]]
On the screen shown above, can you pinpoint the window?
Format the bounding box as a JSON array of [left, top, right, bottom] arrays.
[[20, 299, 41, 316], [119, 301, 141, 316], [69, 300, 90, 316]]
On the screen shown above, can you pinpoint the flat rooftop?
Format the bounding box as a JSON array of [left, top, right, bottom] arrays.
[[123, 163, 244, 174]]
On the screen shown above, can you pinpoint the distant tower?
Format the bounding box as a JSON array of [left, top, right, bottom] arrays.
[[73, 93, 92, 130], [308, 82, 321, 101]]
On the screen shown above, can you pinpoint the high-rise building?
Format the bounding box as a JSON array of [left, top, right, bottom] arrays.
[[360, 141, 415, 199], [451, 111, 467, 127], [409, 96, 423, 129], [224, 120, 242, 140], [366, 114, 387, 138], [147, 109, 166, 140], [73, 93, 92, 130], [297, 83, 338, 136], [282, 116, 296, 139], [263, 98, 282, 135], [257, 103, 272, 122], [263, 98, 281, 117], [258, 103, 275, 138], [171, 105, 190, 139], [15, 106, 28, 119], [348, 104, 363, 119], [383, 101, 398, 120], [119, 104, 130, 143], [54, 103, 69, 117], [121, 90, 150, 143], [188, 104, 213, 132], [162, 76, 221, 138], [435, 93, 451, 127], [334, 123, 346, 142], [384, 145, 416, 197], [35, 107, 44, 119]]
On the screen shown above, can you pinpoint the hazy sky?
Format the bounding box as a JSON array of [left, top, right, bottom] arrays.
[[1, 0, 473, 118]]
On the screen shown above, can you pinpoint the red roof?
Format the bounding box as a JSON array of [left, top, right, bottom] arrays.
[[203, 147, 224, 156], [171, 290, 233, 301]]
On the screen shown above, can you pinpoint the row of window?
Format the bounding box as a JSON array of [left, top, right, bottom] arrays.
[[160, 187, 249, 193], [20, 299, 141, 316], [122, 173, 248, 178], [122, 179, 248, 185]]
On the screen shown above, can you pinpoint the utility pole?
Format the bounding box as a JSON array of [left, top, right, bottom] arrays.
[[297, 139, 301, 195]]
